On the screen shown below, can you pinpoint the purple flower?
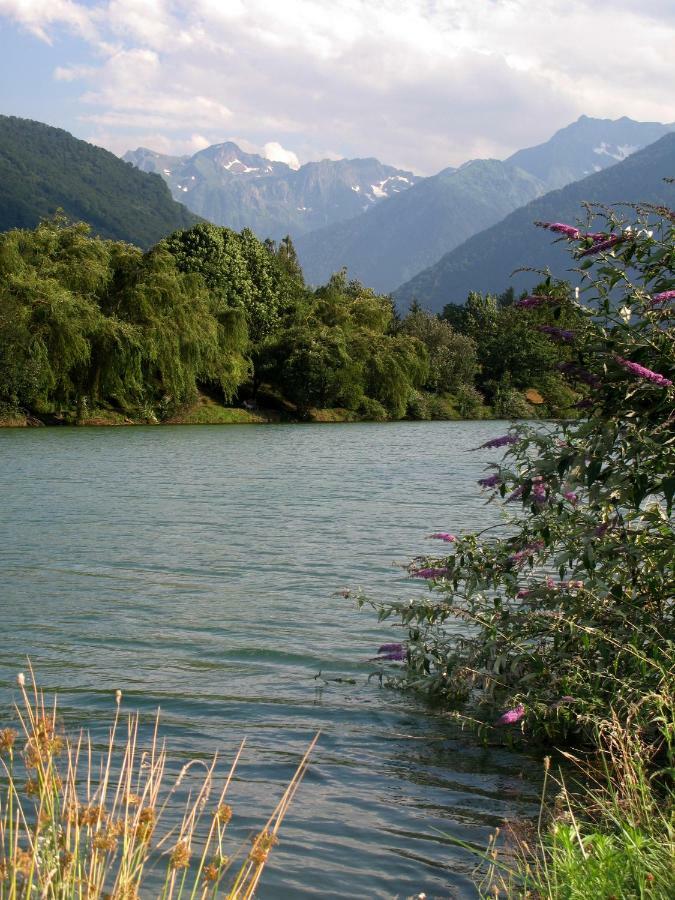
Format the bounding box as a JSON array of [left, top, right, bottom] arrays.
[[495, 704, 525, 726], [649, 290, 675, 306], [479, 435, 518, 449], [376, 648, 406, 661], [515, 295, 548, 309], [532, 478, 547, 504], [478, 474, 502, 488], [538, 325, 575, 343], [578, 234, 622, 257], [429, 532, 456, 542], [378, 643, 404, 654], [508, 541, 544, 566], [507, 485, 524, 502], [557, 362, 600, 388], [595, 522, 610, 538], [551, 696, 576, 710], [411, 567, 449, 579], [563, 490, 578, 505], [536, 221, 581, 240], [615, 356, 673, 388], [516, 589, 530, 599]]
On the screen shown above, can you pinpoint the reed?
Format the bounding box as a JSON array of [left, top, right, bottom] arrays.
[[0, 667, 317, 899]]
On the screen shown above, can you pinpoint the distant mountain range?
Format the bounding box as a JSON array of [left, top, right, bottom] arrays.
[[0, 116, 199, 247], [295, 116, 674, 292], [394, 132, 675, 311], [123, 142, 422, 240]]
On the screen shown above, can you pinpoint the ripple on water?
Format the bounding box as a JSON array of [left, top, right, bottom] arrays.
[[0, 422, 541, 899]]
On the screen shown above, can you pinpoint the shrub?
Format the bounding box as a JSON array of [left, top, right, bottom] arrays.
[[362, 202, 675, 747]]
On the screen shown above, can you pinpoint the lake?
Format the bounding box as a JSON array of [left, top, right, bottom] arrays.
[[0, 422, 541, 898]]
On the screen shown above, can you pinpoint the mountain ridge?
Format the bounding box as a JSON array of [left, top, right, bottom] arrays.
[[393, 132, 675, 311]]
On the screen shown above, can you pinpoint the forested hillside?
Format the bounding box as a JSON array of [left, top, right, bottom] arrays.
[[395, 133, 675, 310], [0, 116, 199, 248]]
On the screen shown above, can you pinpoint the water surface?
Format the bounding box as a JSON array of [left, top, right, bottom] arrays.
[[0, 423, 540, 898]]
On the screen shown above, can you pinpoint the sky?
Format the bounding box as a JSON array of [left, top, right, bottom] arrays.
[[0, 0, 673, 175]]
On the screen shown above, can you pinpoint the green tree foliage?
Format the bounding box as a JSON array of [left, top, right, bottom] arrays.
[[0, 116, 198, 247], [261, 272, 428, 418], [399, 303, 477, 392], [0, 219, 250, 415]]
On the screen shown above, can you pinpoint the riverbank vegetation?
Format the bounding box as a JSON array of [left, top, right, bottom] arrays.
[[363, 202, 674, 896], [0, 217, 585, 427], [0, 669, 315, 898]]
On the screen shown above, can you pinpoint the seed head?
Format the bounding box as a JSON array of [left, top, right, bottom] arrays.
[[215, 804, 233, 825], [0, 729, 17, 754], [17, 672, 25, 688], [169, 840, 190, 870]]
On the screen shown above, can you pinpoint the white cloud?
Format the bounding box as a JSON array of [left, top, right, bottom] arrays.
[[1, 1, 674, 172], [263, 141, 300, 169]]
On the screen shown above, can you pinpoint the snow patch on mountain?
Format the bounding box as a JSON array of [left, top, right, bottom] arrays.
[[593, 142, 638, 161]]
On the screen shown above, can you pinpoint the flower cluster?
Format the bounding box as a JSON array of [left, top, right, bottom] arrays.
[[615, 356, 673, 387], [478, 434, 518, 449], [538, 325, 575, 343], [429, 532, 456, 542]]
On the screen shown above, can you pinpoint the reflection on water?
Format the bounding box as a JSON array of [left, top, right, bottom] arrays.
[[0, 423, 541, 898]]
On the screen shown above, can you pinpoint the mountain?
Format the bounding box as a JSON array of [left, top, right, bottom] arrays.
[[124, 142, 422, 240], [294, 116, 674, 292], [393, 133, 675, 311], [507, 114, 673, 191], [295, 159, 545, 292], [0, 116, 199, 247]]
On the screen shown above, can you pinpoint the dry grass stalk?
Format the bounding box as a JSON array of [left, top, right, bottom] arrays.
[[0, 666, 317, 899]]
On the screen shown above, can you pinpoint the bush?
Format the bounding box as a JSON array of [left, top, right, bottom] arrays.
[[357, 396, 389, 421], [362, 202, 675, 746], [406, 390, 432, 420], [492, 385, 535, 419], [454, 383, 485, 419]]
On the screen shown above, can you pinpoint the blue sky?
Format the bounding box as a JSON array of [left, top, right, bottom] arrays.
[[0, 1, 673, 174]]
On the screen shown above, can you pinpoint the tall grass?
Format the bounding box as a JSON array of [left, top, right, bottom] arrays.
[[0, 668, 317, 899], [478, 700, 675, 899]]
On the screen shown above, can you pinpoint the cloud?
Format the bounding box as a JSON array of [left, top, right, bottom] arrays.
[[263, 141, 300, 169], [1, 1, 674, 172]]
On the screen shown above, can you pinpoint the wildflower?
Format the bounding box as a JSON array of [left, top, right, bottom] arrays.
[[378, 642, 404, 654], [478, 434, 518, 449], [557, 362, 600, 387], [495, 704, 525, 726], [429, 531, 456, 542], [410, 567, 449, 579], [516, 589, 530, 599], [532, 477, 547, 504], [478, 474, 501, 488], [507, 485, 524, 502], [578, 234, 622, 256], [515, 295, 548, 309], [649, 290, 675, 305], [375, 648, 406, 661], [619, 306, 631, 324], [536, 221, 580, 240], [538, 325, 575, 343], [563, 490, 578, 504], [508, 541, 544, 566], [615, 356, 673, 387]]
